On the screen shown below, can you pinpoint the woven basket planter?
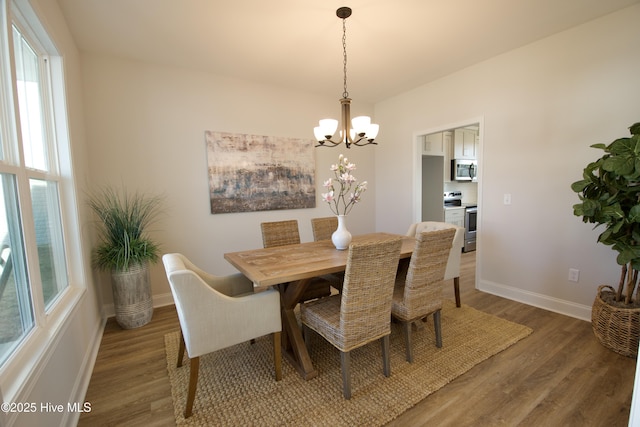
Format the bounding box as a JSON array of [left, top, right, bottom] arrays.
[[111, 263, 154, 329], [592, 285, 640, 358]]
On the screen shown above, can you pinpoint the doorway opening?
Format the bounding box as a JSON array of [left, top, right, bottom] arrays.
[[412, 118, 483, 253]]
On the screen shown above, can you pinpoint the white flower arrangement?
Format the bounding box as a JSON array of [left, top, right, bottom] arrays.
[[321, 154, 367, 216]]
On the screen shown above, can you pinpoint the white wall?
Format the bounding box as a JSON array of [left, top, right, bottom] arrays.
[[80, 55, 377, 307], [374, 4, 640, 320], [1, 1, 104, 426]]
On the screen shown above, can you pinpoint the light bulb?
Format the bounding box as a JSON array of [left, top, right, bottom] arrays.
[[367, 124, 379, 140], [352, 116, 371, 136], [318, 119, 338, 138]]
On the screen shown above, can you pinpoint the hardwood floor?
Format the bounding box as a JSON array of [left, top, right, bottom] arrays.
[[78, 252, 636, 426]]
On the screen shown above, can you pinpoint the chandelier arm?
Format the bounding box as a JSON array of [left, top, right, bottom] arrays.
[[351, 139, 378, 147], [315, 139, 343, 148], [316, 136, 377, 148]]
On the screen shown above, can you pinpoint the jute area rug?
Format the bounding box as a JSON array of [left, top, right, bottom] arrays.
[[165, 300, 532, 426]]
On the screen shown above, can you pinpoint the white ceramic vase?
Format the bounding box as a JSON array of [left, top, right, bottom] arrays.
[[332, 214, 352, 250]]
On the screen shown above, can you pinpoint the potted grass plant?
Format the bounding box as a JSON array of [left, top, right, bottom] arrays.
[[88, 187, 162, 329], [571, 121, 640, 357]]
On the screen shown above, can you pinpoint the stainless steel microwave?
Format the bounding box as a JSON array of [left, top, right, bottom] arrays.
[[452, 159, 477, 181]]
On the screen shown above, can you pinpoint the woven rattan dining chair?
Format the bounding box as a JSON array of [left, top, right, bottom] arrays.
[[162, 253, 282, 418], [300, 237, 403, 399], [392, 228, 455, 363], [261, 219, 300, 248], [311, 216, 338, 241], [406, 221, 464, 307], [260, 219, 332, 300]]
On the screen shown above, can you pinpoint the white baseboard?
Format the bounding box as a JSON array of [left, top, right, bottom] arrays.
[[478, 279, 592, 322], [102, 292, 175, 319]]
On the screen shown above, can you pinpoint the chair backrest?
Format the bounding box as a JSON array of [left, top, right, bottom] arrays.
[[162, 253, 229, 355], [311, 217, 337, 241], [261, 220, 300, 248], [399, 229, 455, 317], [406, 221, 463, 281], [339, 237, 402, 351]]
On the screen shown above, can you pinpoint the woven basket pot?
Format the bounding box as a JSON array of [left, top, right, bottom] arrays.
[[111, 263, 154, 329], [592, 285, 640, 358]]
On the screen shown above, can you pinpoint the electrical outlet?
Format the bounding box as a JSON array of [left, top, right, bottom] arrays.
[[503, 193, 511, 205], [568, 268, 580, 282]]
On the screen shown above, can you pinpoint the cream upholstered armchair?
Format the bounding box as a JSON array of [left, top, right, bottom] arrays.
[[162, 253, 282, 418], [406, 221, 465, 307]]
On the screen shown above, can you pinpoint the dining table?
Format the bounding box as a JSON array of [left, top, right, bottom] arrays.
[[224, 232, 416, 380]]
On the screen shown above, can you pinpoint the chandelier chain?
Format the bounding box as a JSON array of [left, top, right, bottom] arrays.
[[342, 17, 349, 99]]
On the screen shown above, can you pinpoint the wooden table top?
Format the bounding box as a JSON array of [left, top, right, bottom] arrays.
[[224, 232, 415, 287]]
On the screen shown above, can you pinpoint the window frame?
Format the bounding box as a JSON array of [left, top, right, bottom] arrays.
[[0, 0, 86, 404]]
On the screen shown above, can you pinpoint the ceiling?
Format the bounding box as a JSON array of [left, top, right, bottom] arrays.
[[56, 0, 639, 104]]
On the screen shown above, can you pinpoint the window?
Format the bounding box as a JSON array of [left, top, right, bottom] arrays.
[[0, 174, 31, 363], [0, 1, 73, 371]]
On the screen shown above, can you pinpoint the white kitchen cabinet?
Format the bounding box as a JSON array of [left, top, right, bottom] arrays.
[[423, 131, 453, 182], [423, 132, 446, 156], [453, 128, 477, 160], [444, 207, 465, 228]]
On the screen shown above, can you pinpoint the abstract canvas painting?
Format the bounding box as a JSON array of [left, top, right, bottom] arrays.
[[205, 131, 316, 214]]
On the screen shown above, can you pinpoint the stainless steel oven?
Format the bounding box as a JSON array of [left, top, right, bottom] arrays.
[[464, 206, 477, 252]]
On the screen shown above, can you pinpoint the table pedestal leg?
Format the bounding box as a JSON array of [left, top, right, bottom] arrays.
[[278, 279, 318, 380]]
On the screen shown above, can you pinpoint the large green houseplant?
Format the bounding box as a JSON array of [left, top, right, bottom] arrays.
[[571, 121, 640, 357], [88, 187, 162, 329]]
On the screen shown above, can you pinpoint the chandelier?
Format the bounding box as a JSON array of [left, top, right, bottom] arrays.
[[314, 7, 379, 149]]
